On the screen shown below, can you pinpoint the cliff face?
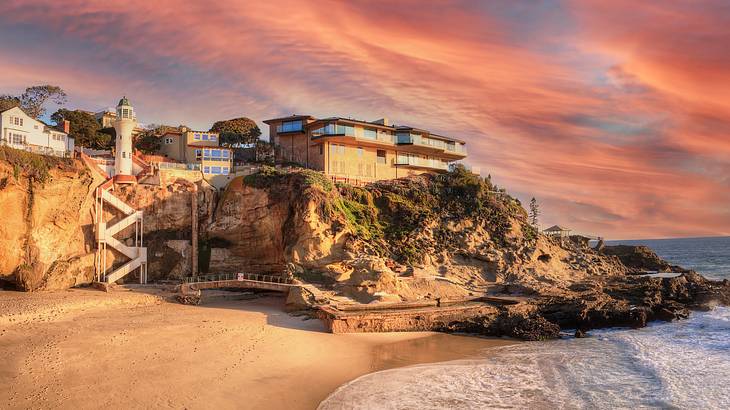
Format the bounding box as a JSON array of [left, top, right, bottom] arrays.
[[205, 167, 629, 303], [0, 147, 218, 290], [207, 172, 349, 274], [0, 148, 101, 290]]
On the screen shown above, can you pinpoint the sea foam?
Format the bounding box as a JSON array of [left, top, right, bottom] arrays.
[[319, 307, 730, 410]]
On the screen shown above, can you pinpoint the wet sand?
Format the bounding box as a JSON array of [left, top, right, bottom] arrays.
[[0, 288, 515, 409]]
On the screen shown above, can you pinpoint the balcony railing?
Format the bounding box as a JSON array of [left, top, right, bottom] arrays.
[[395, 154, 449, 170], [158, 162, 201, 171]]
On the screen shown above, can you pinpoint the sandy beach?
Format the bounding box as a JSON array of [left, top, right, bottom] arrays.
[[0, 287, 514, 409]]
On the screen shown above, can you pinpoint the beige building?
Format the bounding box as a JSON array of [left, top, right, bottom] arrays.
[[94, 109, 143, 136], [263, 115, 467, 181], [157, 128, 233, 181]]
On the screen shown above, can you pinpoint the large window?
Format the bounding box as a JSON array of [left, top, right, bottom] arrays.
[[363, 128, 377, 140], [10, 132, 26, 145], [278, 120, 303, 133], [312, 123, 355, 136]]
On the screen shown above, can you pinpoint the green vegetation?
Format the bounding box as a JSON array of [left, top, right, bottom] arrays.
[[243, 166, 333, 193], [209, 117, 261, 147], [0, 146, 68, 184], [240, 164, 535, 263], [51, 109, 111, 149], [242, 165, 287, 188], [1, 84, 67, 118]]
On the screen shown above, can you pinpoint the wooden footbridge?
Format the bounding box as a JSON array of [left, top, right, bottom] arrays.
[[179, 272, 296, 294]]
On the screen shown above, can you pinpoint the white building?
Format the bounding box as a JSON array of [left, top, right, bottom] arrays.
[[0, 106, 74, 157]]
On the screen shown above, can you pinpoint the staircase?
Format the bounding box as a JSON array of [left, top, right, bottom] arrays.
[[95, 182, 148, 284]]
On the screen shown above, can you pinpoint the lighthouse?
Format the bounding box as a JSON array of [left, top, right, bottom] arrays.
[[113, 96, 137, 183]]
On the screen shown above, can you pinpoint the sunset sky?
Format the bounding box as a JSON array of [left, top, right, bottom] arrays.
[[2, 0, 729, 239]]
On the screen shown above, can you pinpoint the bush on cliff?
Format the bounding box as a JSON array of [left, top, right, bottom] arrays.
[[0, 146, 70, 184], [240, 165, 535, 264]]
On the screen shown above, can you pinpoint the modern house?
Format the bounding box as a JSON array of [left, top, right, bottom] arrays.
[[0, 106, 74, 157], [263, 115, 467, 181], [156, 128, 233, 178]]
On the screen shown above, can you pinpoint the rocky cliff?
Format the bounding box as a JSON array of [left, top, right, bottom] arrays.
[[0, 147, 100, 290], [206, 166, 629, 302], [206, 166, 729, 339], [0, 147, 217, 290]]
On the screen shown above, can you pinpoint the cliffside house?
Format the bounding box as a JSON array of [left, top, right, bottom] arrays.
[[0, 106, 74, 157], [263, 115, 468, 182], [155, 127, 233, 185], [544, 225, 571, 238]]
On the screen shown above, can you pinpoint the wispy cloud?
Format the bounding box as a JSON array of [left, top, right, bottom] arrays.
[[1, 0, 728, 238]]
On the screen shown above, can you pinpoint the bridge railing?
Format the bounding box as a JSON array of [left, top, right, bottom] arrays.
[[182, 272, 292, 285]]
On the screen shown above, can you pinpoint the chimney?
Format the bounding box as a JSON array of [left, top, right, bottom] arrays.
[[60, 120, 70, 134], [372, 118, 390, 126]]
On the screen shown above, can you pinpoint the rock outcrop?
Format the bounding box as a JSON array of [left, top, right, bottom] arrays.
[[601, 244, 688, 274], [0, 148, 101, 290]]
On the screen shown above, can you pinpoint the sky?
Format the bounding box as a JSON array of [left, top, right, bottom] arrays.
[[1, 0, 729, 239]]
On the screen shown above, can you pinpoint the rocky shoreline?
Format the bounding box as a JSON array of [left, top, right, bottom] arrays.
[[440, 270, 729, 340]]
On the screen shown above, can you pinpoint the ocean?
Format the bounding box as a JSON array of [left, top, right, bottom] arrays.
[[319, 236, 730, 409]]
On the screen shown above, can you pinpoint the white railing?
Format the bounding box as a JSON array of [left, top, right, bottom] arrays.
[[158, 162, 201, 171], [1, 141, 70, 158]]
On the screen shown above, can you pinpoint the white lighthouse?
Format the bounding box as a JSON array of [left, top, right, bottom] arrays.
[[113, 96, 136, 182]]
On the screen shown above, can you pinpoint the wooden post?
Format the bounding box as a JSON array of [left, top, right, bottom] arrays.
[[191, 184, 198, 277]]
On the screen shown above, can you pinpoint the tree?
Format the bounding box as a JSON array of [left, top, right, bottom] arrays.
[[19, 85, 67, 118], [0, 85, 67, 118], [133, 124, 172, 154], [51, 109, 110, 149], [0, 95, 21, 112], [209, 117, 261, 147], [529, 197, 540, 228]]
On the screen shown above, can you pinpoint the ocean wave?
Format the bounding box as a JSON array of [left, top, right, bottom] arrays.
[[319, 307, 730, 410]]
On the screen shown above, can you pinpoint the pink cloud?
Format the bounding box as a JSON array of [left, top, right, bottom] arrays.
[[1, 0, 729, 238]]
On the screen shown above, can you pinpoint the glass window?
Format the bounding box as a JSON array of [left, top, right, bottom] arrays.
[[222, 167, 229, 175], [377, 150, 386, 164], [204, 148, 210, 156], [210, 134, 217, 141], [195, 149, 202, 159], [363, 128, 376, 139], [336, 124, 355, 136], [202, 134, 209, 140], [194, 133, 201, 140], [211, 166, 221, 174], [211, 149, 221, 157], [279, 120, 303, 133], [203, 166, 210, 173], [396, 132, 412, 144], [338, 144, 345, 154], [222, 150, 229, 158], [330, 144, 337, 154], [357, 147, 363, 156]]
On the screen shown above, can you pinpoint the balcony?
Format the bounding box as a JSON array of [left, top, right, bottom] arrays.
[[394, 154, 449, 171], [395, 132, 467, 158]]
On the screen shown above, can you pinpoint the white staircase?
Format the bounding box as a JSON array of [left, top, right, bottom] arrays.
[[95, 183, 148, 284]]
